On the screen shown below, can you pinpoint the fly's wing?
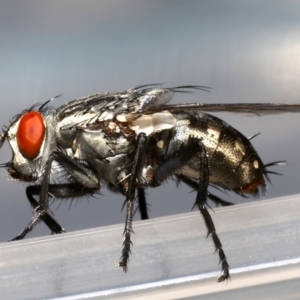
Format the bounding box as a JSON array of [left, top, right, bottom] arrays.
[[127, 85, 210, 111], [131, 86, 300, 116], [146, 103, 300, 116], [56, 85, 211, 123], [56, 85, 300, 121]]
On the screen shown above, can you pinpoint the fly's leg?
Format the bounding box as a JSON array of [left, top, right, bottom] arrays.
[[22, 183, 98, 236], [12, 183, 98, 240], [195, 145, 229, 281], [11, 186, 65, 240], [154, 140, 230, 282], [28, 188, 64, 234], [176, 175, 234, 207], [137, 188, 149, 220], [11, 207, 46, 241], [11, 152, 59, 240], [118, 133, 147, 272], [11, 151, 99, 241], [107, 183, 149, 220]]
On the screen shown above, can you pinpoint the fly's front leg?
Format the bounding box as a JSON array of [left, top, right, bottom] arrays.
[[118, 133, 147, 272], [11, 151, 58, 240], [154, 140, 230, 282], [22, 183, 98, 236], [11, 186, 66, 240], [12, 151, 99, 241]]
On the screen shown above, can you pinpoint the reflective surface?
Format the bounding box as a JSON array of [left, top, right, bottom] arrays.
[[0, 195, 300, 299]]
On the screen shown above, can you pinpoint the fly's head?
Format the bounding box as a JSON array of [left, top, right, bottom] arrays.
[[0, 104, 56, 182]]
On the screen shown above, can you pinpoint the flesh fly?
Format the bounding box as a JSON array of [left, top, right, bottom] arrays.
[[1, 84, 300, 281]]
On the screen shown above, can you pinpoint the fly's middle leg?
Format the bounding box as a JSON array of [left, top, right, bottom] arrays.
[[118, 133, 148, 272]]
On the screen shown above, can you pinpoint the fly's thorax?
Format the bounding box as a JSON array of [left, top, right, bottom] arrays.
[[6, 113, 56, 181], [55, 112, 99, 148], [58, 120, 135, 185], [62, 122, 134, 161], [72, 129, 112, 160], [94, 153, 129, 186]]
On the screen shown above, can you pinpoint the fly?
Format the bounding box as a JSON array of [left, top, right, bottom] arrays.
[[1, 84, 300, 281]]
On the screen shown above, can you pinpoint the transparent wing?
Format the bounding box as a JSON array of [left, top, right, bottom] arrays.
[[152, 102, 300, 116]]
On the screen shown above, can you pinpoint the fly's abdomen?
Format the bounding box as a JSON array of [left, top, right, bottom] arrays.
[[187, 113, 265, 194], [209, 122, 265, 193]]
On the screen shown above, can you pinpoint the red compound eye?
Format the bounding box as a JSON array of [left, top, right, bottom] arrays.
[[16, 111, 45, 160]]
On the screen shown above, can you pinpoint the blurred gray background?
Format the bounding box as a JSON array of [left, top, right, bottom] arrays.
[[0, 0, 299, 241]]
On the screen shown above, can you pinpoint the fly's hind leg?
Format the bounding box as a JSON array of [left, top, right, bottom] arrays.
[[176, 175, 234, 207], [154, 140, 230, 281], [195, 145, 229, 281]]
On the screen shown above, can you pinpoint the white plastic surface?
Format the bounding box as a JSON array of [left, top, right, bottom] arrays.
[[0, 195, 300, 299]]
